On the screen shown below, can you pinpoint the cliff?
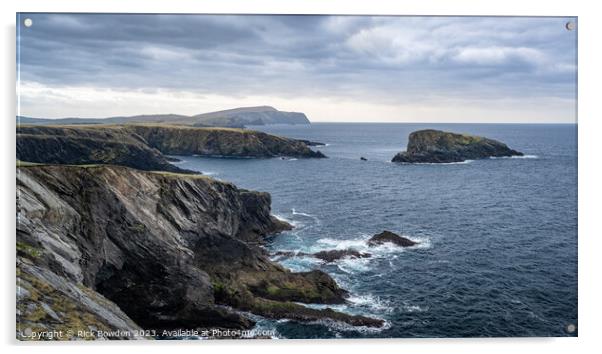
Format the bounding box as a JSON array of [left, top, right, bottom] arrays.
[[17, 165, 380, 340], [193, 106, 310, 128], [126, 125, 325, 158], [16, 125, 190, 173], [392, 129, 523, 163], [17, 125, 325, 171], [17, 106, 311, 128]]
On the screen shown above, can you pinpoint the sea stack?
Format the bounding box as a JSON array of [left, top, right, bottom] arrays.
[[392, 129, 523, 163]]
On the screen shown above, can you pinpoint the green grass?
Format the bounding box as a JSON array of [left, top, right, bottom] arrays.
[[16, 241, 42, 259]]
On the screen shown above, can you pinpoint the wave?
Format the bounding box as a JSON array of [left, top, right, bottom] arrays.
[[315, 232, 428, 255], [490, 155, 538, 159], [272, 213, 303, 228], [410, 160, 473, 165], [336, 257, 372, 274], [346, 294, 393, 314], [401, 303, 429, 313], [291, 208, 314, 217], [275, 254, 322, 272], [512, 154, 538, 159], [306, 318, 392, 334]]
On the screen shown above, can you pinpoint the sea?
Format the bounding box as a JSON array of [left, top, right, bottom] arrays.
[[172, 123, 578, 339]]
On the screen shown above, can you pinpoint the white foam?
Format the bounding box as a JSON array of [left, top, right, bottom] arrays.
[[490, 154, 538, 159], [421, 160, 473, 165], [291, 208, 314, 218], [315, 236, 370, 251], [346, 294, 393, 314], [336, 257, 372, 273], [272, 214, 302, 228], [402, 303, 428, 313], [512, 154, 538, 159], [307, 318, 392, 334], [278, 255, 322, 272], [314, 233, 428, 255]]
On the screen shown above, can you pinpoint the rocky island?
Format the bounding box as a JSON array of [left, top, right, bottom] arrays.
[[392, 129, 523, 163], [17, 164, 382, 340]]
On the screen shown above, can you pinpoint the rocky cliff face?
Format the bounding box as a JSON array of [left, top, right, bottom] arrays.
[[127, 125, 325, 158], [17, 125, 325, 171], [193, 106, 311, 128], [16, 126, 190, 173], [17, 165, 379, 340], [18, 106, 312, 128], [392, 129, 523, 163]]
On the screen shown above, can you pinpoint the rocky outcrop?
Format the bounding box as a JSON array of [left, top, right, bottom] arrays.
[[368, 231, 418, 248], [17, 165, 380, 339], [392, 129, 523, 163], [18, 106, 311, 128], [272, 249, 372, 263], [127, 125, 325, 158], [193, 106, 311, 128], [17, 125, 326, 171], [16, 125, 190, 173], [296, 139, 325, 147], [313, 249, 372, 263]]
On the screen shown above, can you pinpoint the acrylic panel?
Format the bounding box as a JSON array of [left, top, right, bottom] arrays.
[[16, 13, 577, 340]]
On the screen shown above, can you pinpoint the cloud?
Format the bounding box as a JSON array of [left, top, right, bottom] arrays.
[[453, 46, 545, 65], [16, 14, 577, 122]]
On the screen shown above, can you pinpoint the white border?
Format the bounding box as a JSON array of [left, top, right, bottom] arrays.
[[2, 1, 600, 353]]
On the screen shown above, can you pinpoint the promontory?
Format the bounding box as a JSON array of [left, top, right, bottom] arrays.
[[392, 129, 523, 163], [17, 124, 325, 173], [17, 164, 381, 340]]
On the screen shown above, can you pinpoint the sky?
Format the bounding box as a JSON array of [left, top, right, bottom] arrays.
[[17, 14, 577, 123]]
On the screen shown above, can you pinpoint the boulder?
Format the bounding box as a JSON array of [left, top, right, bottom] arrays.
[[368, 231, 417, 248], [313, 249, 372, 262]]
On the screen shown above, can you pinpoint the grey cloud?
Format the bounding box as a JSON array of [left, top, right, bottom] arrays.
[[17, 14, 577, 105]]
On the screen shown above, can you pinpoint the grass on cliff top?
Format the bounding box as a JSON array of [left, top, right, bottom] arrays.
[[124, 123, 249, 132]]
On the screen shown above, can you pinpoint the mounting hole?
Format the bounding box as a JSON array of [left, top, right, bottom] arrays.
[[24, 18, 32, 27], [565, 21, 575, 31], [566, 323, 576, 333]]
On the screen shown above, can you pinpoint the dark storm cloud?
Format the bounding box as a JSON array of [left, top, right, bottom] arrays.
[[17, 14, 577, 104]]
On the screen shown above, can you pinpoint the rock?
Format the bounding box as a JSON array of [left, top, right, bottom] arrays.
[[248, 298, 384, 328], [18, 106, 311, 128], [17, 125, 326, 170], [17, 164, 379, 338], [392, 129, 523, 163], [17, 125, 192, 174], [296, 139, 326, 146], [40, 302, 61, 322], [17, 261, 145, 340], [272, 249, 372, 263], [313, 249, 371, 262], [16, 285, 30, 301], [127, 125, 327, 159], [193, 106, 311, 127], [368, 231, 417, 248]]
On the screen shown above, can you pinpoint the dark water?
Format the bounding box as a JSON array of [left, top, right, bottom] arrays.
[[174, 123, 577, 338]]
